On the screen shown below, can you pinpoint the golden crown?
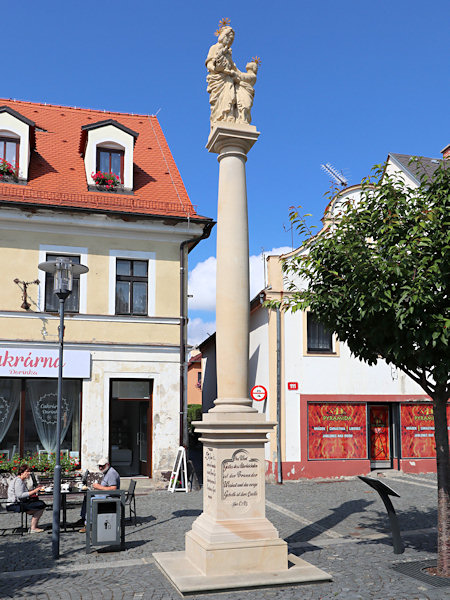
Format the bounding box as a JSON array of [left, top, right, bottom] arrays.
[[215, 17, 231, 36], [252, 56, 262, 66]]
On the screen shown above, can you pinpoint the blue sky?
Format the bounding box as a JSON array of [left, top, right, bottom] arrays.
[[4, 1, 449, 345]]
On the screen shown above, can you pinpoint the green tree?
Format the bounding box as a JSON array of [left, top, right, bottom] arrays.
[[278, 160, 450, 575]]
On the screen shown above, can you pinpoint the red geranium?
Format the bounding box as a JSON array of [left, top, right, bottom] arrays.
[[0, 159, 16, 179], [91, 171, 121, 190]]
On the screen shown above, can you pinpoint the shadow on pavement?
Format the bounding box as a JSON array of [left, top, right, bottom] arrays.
[[96, 539, 148, 552], [353, 505, 437, 553], [121, 509, 202, 536], [286, 499, 374, 545], [285, 498, 438, 558]]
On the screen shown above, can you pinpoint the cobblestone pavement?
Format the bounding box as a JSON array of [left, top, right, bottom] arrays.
[[1, 472, 448, 599]]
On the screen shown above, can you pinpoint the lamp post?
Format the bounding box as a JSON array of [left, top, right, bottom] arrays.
[[38, 257, 88, 559]]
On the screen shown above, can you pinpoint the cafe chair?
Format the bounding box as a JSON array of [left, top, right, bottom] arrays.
[[1, 500, 28, 536], [124, 479, 137, 525]]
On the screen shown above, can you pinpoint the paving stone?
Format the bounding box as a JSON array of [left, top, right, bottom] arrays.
[[0, 473, 446, 599]]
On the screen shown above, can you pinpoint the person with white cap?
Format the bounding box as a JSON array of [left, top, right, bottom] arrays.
[[94, 458, 120, 491], [78, 457, 120, 533]]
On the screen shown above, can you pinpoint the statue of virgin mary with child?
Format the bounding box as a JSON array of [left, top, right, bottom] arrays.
[[206, 19, 259, 126]]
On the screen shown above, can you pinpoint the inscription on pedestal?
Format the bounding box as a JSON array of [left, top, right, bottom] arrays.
[[221, 449, 260, 510], [205, 448, 217, 502]]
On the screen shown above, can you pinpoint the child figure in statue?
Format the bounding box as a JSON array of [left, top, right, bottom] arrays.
[[236, 60, 259, 124]]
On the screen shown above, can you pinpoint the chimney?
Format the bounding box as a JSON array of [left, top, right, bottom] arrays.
[[441, 144, 450, 159]]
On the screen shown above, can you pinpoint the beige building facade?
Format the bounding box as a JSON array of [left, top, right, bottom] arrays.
[[0, 99, 213, 479]]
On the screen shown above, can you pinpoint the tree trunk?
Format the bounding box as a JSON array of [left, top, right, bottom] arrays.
[[432, 391, 450, 576]]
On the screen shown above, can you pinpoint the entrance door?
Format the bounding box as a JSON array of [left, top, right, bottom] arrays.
[[369, 405, 391, 468], [110, 380, 153, 477]]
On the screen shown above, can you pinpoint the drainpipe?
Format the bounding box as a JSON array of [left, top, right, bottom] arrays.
[[276, 307, 283, 484], [179, 222, 214, 450]]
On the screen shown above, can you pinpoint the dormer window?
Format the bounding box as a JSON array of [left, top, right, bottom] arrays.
[[97, 147, 124, 183], [81, 119, 138, 192], [0, 106, 35, 182], [0, 136, 19, 169]]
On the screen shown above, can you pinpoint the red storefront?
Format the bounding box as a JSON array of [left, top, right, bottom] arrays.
[[277, 395, 450, 480]]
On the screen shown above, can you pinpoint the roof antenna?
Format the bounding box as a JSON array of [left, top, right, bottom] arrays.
[[261, 247, 267, 288], [320, 163, 348, 187], [283, 222, 294, 251], [154, 108, 162, 116]]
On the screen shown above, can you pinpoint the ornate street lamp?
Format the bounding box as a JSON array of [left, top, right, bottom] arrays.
[[38, 257, 88, 559]]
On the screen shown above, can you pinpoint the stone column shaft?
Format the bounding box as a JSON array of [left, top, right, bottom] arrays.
[[215, 143, 250, 405], [208, 125, 259, 412]]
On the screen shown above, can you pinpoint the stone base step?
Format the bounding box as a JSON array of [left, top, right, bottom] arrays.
[[153, 550, 332, 594]]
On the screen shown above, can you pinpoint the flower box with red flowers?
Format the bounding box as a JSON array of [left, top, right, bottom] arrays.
[[91, 171, 121, 191], [0, 159, 18, 182]]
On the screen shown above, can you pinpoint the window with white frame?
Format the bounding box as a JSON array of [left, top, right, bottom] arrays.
[[109, 250, 155, 317], [39, 245, 88, 314], [115, 259, 148, 315], [45, 253, 81, 313]]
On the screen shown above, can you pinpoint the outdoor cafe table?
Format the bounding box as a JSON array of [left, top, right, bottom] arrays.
[[41, 489, 87, 531]]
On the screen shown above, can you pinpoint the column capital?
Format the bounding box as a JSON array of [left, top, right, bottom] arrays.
[[206, 123, 260, 156]]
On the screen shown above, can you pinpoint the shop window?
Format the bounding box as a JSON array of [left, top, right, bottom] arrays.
[[97, 147, 124, 182], [44, 254, 81, 313], [115, 259, 148, 315], [24, 379, 80, 457], [307, 313, 333, 353], [0, 379, 21, 458], [0, 137, 19, 170], [0, 378, 81, 459]]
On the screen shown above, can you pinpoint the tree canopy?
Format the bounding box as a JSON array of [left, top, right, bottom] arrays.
[[277, 158, 450, 574], [281, 160, 449, 399]]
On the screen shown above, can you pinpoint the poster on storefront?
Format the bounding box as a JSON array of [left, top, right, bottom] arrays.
[[400, 403, 450, 459], [308, 402, 367, 460]]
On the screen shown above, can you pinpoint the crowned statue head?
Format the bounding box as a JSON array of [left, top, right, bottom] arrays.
[[216, 19, 234, 47]]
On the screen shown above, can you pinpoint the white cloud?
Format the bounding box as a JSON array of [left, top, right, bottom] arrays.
[[188, 246, 291, 311], [188, 317, 216, 347], [188, 256, 217, 311]]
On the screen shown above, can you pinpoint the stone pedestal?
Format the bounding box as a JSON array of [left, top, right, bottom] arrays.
[[153, 124, 331, 593], [185, 411, 287, 576]]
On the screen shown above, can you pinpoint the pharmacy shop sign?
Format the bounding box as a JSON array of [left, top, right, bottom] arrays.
[[0, 347, 91, 378]]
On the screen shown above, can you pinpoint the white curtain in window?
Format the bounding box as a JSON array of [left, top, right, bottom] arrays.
[[0, 380, 20, 445], [28, 381, 77, 453]]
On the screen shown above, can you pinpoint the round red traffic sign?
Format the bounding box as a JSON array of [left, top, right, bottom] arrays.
[[250, 385, 267, 402]]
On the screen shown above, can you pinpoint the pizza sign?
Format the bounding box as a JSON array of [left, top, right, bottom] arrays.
[[250, 385, 267, 402]]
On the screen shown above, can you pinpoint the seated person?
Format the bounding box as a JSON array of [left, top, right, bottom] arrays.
[[78, 457, 120, 533], [7, 464, 47, 533]]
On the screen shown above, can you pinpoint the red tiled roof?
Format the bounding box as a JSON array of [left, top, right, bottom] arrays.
[[0, 99, 201, 219], [188, 352, 202, 365]]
